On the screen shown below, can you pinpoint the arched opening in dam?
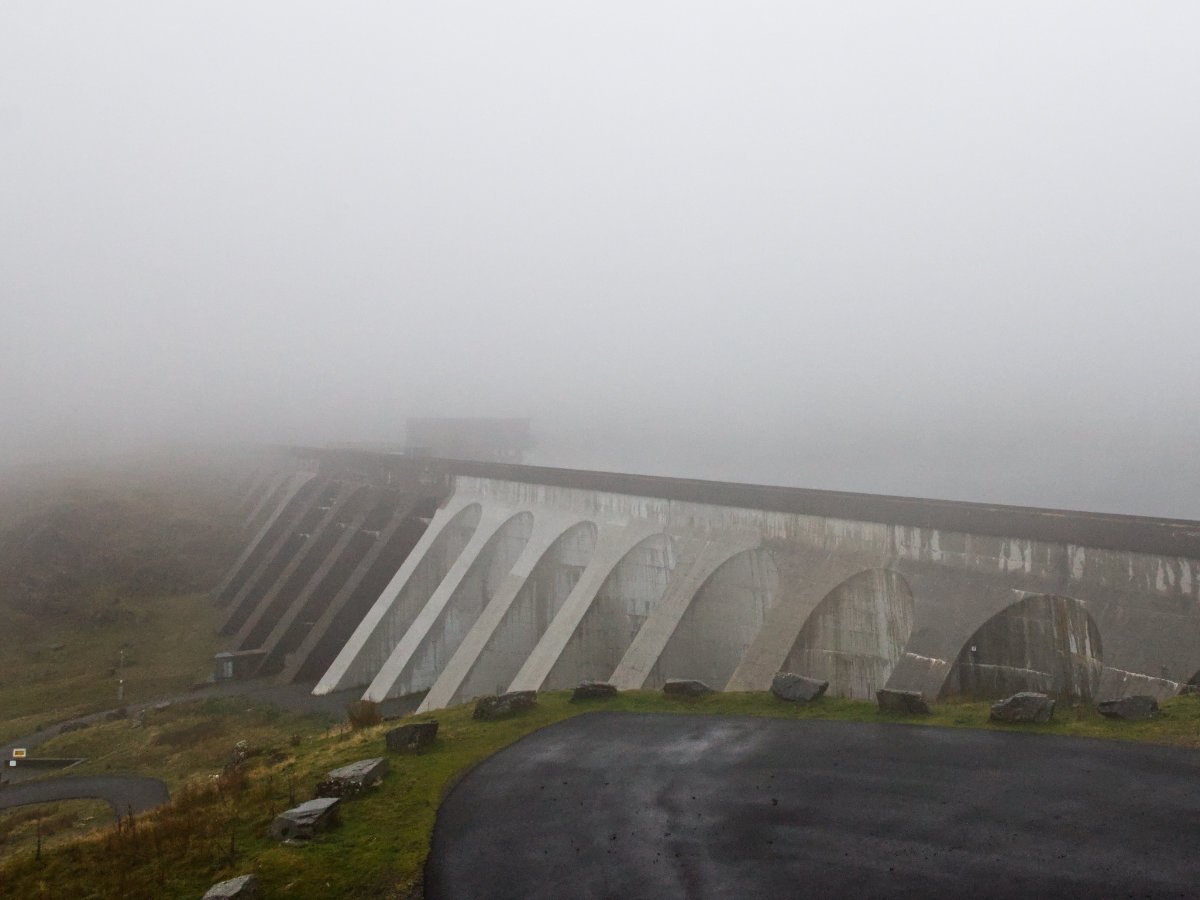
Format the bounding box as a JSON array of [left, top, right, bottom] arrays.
[[940, 594, 1103, 702], [782, 569, 914, 700], [543, 533, 677, 689], [454, 520, 599, 702], [401, 510, 535, 694], [648, 547, 779, 689]]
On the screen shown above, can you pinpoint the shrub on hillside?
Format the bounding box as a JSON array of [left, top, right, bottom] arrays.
[[346, 700, 381, 729]]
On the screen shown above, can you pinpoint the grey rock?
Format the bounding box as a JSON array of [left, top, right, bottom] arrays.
[[202, 873, 259, 898], [990, 692, 1055, 724], [1097, 695, 1159, 720], [876, 689, 931, 715], [663, 679, 714, 698], [270, 797, 341, 840], [473, 691, 538, 720], [770, 673, 828, 703], [572, 681, 618, 701], [386, 721, 438, 752], [1178, 684, 1200, 696], [316, 757, 388, 798]]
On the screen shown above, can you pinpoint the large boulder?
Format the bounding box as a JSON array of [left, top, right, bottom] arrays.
[[876, 689, 931, 715], [1097, 695, 1159, 720], [473, 691, 538, 720], [386, 721, 439, 753], [572, 681, 618, 701], [663, 679, 714, 698], [990, 692, 1055, 724], [315, 757, 388, 798], [770, 672, 828, 703], [270, 797, 340, 840], [203, 874, 259, 898]]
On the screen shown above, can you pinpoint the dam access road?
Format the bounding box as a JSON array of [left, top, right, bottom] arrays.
[[427, 712, 1200, 899]]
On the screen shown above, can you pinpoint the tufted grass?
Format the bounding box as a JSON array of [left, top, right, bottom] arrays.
[[2, 687, 1198, 898]]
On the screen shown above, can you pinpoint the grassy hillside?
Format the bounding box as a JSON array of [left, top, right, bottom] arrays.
[[0, 451, 250, 741], [3, 689, 1200, 899]]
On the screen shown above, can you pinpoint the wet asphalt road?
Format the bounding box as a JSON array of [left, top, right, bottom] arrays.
[[0, 775, 169, 818], [427, 712, 1200, 899]]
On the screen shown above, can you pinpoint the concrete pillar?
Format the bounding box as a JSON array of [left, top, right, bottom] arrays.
[[609, 535, 759, 690], [230, 483, 362, 651], [364, 508, 534, 701], [418, 514, 594, 712], [725, 550, 884, 692], [313, 497, 483, 695], [235, 470, 275, 523], [211, 472, 314, 607], [238, 468, 288, 532], [277, 494, 422, 684], [254, 488, 382, 674], [218, 476, 328, 634], [507, 520, 665, 693]]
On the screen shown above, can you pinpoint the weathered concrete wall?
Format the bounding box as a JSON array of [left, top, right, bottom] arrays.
[[647, 547, 778, 690], [782, 569, 914, 700], [292, 459, 1200, 710], [940, 594, 1103, 701]]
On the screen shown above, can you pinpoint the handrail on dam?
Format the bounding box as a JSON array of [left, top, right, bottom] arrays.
[[288, 446, 1200, 559]]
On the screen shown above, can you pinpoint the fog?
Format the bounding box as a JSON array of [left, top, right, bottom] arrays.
[[3, 3, 1198, 517]]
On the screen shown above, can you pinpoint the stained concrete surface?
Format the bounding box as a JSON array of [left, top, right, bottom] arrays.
[[427, 713, 1200, 899]]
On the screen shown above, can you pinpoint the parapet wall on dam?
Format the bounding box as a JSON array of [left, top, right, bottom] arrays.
[[216, 449, 1200, 711]]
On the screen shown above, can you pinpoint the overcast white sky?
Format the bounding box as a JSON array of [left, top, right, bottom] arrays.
[[2, 3, 1198, 516]]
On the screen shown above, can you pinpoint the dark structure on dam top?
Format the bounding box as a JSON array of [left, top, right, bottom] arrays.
[[214, 448, 1200, 714]]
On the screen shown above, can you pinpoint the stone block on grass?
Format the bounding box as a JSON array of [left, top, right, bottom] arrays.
[[770, 672, 828, 703], [1097, 695, 1159, 720], [473, 691, 538, 720], [572, 681, 618, 701], [990, 692, 1055, 724], [663, 679, 713, 698], [203, 874, 259, 898], [386, 721, 439, 753], [270, 797, 340, 840], [316, 757, 388, 798], [876, 689, 931, 715]]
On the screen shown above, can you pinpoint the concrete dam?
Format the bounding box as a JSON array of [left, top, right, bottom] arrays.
[[213, 449, 1200, 711]]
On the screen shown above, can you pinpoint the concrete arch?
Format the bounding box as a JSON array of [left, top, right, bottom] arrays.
[[939, 594, 1103, 701], [313, 501, 483, 693], [783, 568, 915, 700], [542, 533, 677, 690], [649, 547, 779, 690], [426, 520, 600, 709], [366, 510, 535, 700]]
